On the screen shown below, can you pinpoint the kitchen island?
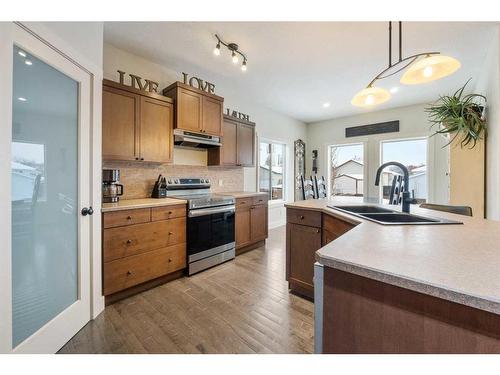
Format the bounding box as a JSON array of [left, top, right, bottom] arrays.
[[285, 199, 500, 353]]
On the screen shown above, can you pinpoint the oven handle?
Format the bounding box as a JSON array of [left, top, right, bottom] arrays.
[[188, 205, 236, 217]]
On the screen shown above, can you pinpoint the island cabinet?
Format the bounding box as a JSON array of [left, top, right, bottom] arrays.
[[102, 204, 187, 304], [207, 115, 256, 167], [102, 79, 174, 163], [286, 208, 355, 299], [162, 82, 224, 136], [235, 194, 268, 254]]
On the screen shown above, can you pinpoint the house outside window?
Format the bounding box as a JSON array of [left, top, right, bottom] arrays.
[[259, 140, 286, 201]]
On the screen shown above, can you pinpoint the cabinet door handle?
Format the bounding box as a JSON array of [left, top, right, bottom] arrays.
[[140, 157, 144, 161], [168, 211, 173, 215], [126, 271, 133, 276], [126, 216, 132, 220], [168, 231, 173, 235], [135, 157, 139, 160], [168, 258, 173, 263], [316, 229, 320, 233], [126, 239, 132, 244], [300, 215, 305, 220]]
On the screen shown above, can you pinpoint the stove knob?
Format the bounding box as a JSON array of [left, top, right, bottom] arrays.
[[175, 179, 180, 184], [168, 179, 172, 184], [206, 178, 210, 184]]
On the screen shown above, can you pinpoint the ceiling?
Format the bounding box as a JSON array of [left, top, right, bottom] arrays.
[[104, 22, 495, 123]]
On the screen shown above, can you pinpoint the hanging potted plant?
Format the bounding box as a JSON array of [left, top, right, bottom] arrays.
[[426, 79, 487, 148]]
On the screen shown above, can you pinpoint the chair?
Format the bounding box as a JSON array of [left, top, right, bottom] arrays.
[[419, 203, 473, 217], [300, 175, 316, 200], [388, 175, 403, 205], [314, 175, 327, 199]]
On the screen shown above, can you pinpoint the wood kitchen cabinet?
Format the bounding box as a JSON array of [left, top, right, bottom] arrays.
[[286, 207, 356, 299], [102, 204, 187, 303], [235, 194, 268, 254], [163, 82, 223, 136], [208, 115, 256, 167], [102, 79, 174, 163]]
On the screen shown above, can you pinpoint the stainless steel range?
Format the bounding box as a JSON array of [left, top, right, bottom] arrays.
[[165, 178, 235, 275]]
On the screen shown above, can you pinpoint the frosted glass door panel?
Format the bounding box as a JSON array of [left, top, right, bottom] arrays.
[[11, 45, 79, 347]]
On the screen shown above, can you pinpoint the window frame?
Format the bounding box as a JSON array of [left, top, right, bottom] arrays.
[[327, 141, 366, 199], [379, 136, 430, 204], [258, 138, 287, 203]]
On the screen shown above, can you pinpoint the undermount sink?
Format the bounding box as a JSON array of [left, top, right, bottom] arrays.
[[332, 205, 396, 214], [328, 204, 463, 225]]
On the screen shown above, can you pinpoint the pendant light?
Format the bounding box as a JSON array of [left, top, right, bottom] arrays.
[[351, 85, 391, 107], [400, 54, 461, 84], [351, 22, 461, 107]]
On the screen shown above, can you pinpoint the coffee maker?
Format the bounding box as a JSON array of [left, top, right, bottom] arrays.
[[102, 169, 124, 203]]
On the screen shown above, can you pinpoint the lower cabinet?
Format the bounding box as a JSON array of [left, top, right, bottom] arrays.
[[102, 204, 187, 301], [286, 223, 322, 298], [286, 207, 356, 299], [235, 194, 269, 253]]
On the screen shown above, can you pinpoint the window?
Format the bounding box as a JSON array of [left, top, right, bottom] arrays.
[[380, 138, 428, 204], [328, 143, 364, 203], [259, 141, 286, 201], [11, 141, 47, 202]]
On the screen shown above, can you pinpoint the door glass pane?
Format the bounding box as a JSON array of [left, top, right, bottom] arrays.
[[381, 138, 428, 204], [11, 45, 79, 347], [271, 143, 284, 200], [259, 142, 271, 197], [329, 143, 364, 203]]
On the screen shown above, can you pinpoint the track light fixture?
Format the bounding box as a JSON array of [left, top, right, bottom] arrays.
[[213, 34, 248, 72], [351, 22, 461, 108]]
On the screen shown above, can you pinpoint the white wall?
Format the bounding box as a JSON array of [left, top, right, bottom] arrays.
[[474, 25, 500, 220], [307, 103, 450, 204], [0, 22, 104, 353], [103, 43, 307, 228]]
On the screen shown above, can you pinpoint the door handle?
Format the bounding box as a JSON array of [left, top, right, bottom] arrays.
[[81, 206, 94, 216]]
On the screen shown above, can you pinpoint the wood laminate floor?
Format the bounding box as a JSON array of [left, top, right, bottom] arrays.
[[58, 226, 314, 354]]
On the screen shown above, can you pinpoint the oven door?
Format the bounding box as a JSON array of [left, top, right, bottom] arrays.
[[187, 205, 235, 262]]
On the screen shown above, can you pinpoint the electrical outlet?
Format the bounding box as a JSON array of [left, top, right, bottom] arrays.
[[218, 179, 223, 187]]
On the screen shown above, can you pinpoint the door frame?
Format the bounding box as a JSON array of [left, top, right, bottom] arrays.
[[0, 22, 104, 354]]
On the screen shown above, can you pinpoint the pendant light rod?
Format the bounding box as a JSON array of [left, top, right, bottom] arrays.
[[399, 21, 402, 62], [366, 21, 440, 88], [389, 21, 392, 68]]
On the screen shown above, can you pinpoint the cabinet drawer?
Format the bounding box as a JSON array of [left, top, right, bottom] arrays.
[[103, 218, 186, 262], [151, 204, 186, 221], [323, 214, 355, 238], [252, 195, 268, 206], [103, 208, 151, 229], [236, 197, 253, 210], [287, 208, 321, 227], [103, 244, 186, 296]]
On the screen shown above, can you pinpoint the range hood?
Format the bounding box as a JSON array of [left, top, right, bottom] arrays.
[[173, 129, 221, 149]]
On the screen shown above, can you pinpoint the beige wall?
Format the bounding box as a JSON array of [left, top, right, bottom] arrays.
[[103, 43, 307, 227], [306, 103, 450, 204], [474, 25, 500, 220]]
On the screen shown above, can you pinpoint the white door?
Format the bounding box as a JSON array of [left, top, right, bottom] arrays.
[[10, 26, 92, 353]]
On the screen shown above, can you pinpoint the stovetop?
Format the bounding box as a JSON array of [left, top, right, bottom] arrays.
[[169, 193, 235, 210]]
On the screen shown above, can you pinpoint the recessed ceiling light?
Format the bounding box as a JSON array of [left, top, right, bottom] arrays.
[[18, 97, 27, 102], [390, 87, 399, 94], [24, 60, 32, 66], [322, 102, 331, 108], [18, 50, 27, 57]]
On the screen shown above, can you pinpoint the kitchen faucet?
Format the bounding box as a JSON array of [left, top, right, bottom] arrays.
[[375, 161, 416, 214]]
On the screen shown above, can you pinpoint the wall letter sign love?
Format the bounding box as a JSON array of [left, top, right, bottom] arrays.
[[182, 72, 216, 94]]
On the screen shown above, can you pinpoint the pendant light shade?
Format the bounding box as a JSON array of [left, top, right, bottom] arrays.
[[351, 86, 391, 107], [400, 55, 461, 85]]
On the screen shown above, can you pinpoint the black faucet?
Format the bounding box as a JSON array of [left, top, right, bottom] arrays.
[[375, 161, 416, 214]]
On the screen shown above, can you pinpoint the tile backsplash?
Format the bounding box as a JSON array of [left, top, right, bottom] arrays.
[[103, 161, 245, 199]]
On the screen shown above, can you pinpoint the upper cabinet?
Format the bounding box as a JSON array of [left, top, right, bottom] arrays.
[[163, 82, 223, 136], [208, 115, 256, 167], [102, 79, 174, 163]]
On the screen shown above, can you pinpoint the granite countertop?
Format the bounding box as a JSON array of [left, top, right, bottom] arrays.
[[102, 198, 187, 212], [224, 191, 269, 199], [285, 199, 500, 315]]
